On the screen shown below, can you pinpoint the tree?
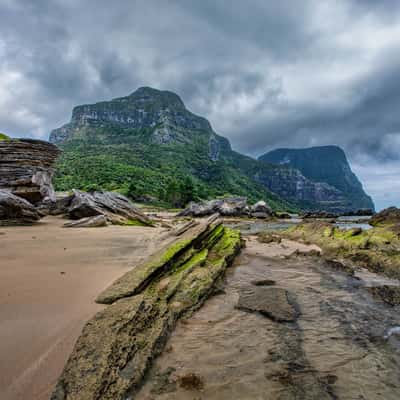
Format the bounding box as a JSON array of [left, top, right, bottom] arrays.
[[180, 175, 197, 206], [165, 179, 181, 207], [127, 181, 145, 200]]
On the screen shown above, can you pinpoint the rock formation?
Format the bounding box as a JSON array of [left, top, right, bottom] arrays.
[[51, 216, 242, 399], [370, 207, 400, 227], [66, 190, 152, 225], [0, 189, 41, 225], [178, 197, 273, 218], [63, 215, 108, 228], [0, 138, 61, 204]]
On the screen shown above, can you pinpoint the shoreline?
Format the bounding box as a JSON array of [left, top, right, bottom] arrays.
[[0, 216, 169, 400]]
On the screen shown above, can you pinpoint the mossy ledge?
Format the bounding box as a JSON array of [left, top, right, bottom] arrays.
[[51, 217, 242, 400], [282, 221, 400, 279]]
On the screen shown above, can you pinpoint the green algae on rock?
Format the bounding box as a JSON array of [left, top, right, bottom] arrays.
[[51, 218, 242, 400], [282, 221, 400, 279]]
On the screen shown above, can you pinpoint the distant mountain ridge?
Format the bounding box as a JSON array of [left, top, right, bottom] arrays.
[[259, 146, 374, 211], [50, 87, 373, 212]]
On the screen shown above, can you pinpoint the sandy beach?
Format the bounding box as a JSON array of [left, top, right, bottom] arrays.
[[0, 216, 169, 400]]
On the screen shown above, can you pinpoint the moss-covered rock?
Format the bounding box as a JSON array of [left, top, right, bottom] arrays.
[[52, 218, 242, 400], [283, 222, 400, 279]]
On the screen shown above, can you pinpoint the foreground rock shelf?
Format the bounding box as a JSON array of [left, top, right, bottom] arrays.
[[51, 216, 242, 400]]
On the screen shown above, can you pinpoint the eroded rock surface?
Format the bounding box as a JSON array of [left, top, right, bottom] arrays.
[[367, 285, 400, 306], [236, 286, 299, 322], [51, 217, 242, 400], [179, 197, 273, 218], [0, 138, 60, 204], [63, 215, 107, 228], [0, 189, 41, 225], [67, 190, 152, 225]]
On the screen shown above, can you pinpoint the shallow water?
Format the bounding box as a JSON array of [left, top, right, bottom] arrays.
[[137, 238, 400, 400], [226, 215, 372, 235]]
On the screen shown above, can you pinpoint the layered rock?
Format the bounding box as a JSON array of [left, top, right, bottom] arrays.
[[51, 217, 242, 399], [67, 190, 152, 226], [370, 207, 400, 227], [0, 189, 41, 225], [0, 138, 61, 204], [178, 197, 273, 218], [63, 215, 108, 228]]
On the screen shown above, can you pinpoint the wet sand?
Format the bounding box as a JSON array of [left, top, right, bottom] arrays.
[[0, 216, 169, 400]]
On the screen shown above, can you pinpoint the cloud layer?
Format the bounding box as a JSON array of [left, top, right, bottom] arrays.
[[1, 0, 399, 209]]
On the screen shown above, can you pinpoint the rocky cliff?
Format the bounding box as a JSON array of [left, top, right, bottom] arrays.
[[50, 87, 229, 155], [0, 138, 61, 204], [259, 146, 374, 211], [49, 87, 369, 212]]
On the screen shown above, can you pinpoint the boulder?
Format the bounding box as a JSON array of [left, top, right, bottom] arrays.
[[64, 215, 108, 228], [250, 200, 273, 218], [178, 197, 249, 217], [0, 138, 61, 204], [67, 190, 152, 225], [179, 197, 271, 217], [0, 189, 41, 225], [370, 207, 400, 227], [301, 211, 338, 219]]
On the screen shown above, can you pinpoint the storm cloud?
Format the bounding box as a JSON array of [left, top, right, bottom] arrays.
[[1, 0, 399, 209]]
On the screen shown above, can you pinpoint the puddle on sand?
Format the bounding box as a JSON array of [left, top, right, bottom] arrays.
[[136, 238, 400, 400]]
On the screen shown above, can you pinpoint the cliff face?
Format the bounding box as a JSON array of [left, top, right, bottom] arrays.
[[49, 87, 367, 212], [0, 138, 61, 204], [259, 146, 374, 211]]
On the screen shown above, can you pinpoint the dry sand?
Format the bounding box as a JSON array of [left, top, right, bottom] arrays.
[[0, 216, 170, 400]]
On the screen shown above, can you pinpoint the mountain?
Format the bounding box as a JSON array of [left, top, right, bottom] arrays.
[[50, 87, 294, 210], [50, 87, 371, 212], [259, 146, 374, 211]]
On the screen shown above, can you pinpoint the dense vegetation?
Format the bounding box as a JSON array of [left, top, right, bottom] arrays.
[[54, 125, 294, 210]]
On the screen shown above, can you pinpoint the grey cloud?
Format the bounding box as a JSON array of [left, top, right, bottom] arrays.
[[0, 0, 399, 208]]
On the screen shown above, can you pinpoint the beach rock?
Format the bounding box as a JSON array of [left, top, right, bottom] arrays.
[[64, 215, 107, 228], [250, 200, 273, 219], [367, 285, 400, 306], [343, 208, 374, 216], [0, 189, 41, 224], [257, 232, 282, 244], [67, 190, 152, 225], [51, 220, 242, 400], [178, 197, 249, 217], [178, 197, 272, 218], [301, 211, 338, 219], [236, 286, 298, 322], [47, 193, 74, 216], [0, 138, 61, 204], [370, 207, 400, 226], [277, 212, 291, 219], [323, 258, 354, 276]]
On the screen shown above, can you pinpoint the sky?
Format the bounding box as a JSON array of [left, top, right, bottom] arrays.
[[1, 0, 399, 210]]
